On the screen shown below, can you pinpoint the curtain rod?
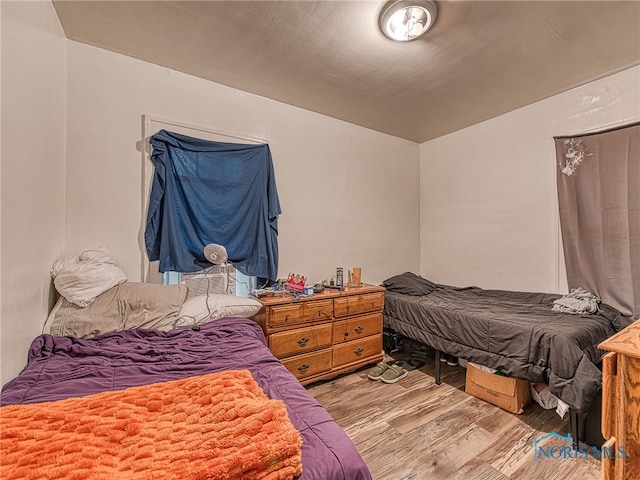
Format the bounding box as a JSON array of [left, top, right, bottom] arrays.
[[143, 114, 268, 144], [554, 120, 640, 140]]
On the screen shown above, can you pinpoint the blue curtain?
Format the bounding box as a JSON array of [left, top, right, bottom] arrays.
[[145, 129, 281, 281]]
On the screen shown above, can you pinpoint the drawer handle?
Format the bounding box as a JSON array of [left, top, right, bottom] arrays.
[[298, 363, 310, 373], [354, 325, 364, 334], [285, 314, 289, 322], [354, 347, 364, 356], [298, 337, 310, 347]]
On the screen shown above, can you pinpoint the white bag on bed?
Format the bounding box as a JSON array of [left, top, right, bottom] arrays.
[[51, 245, 127, 307]]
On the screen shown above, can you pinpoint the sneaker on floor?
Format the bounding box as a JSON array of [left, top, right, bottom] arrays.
[[380, 364, 408, 384], [439, 354, 447, 363], [367, 362, 390, 381], [446, 355, 458, 366]]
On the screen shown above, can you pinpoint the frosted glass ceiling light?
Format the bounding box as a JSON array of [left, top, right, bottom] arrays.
[[379, 0, 438, 42]]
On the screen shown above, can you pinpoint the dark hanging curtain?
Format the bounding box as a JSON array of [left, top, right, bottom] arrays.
[[554, 122, 640, 318], [145, 129, 281, 281]]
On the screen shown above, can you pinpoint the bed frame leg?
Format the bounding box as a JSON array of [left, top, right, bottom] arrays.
[[434, 350, 442, 385], [569, 408, 580, 449]]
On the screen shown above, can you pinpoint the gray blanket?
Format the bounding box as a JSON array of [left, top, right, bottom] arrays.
[[383, 284, 633, 414]]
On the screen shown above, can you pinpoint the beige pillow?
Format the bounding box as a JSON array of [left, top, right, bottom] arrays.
[[46, 282, 189, 338]]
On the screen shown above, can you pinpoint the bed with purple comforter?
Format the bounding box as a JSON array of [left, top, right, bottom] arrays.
[[1, 317, 371, 480]]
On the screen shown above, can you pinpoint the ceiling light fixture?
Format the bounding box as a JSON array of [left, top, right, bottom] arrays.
[[379, 0, 438, 42]]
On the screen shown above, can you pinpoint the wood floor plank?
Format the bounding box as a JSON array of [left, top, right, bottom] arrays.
[[307, 354, 602, 480], [447, 458, 511, 480]]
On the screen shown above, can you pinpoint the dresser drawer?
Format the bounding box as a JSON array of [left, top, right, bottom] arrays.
[[300, 299, 333, 323], [281, 349, 332, 380], [268, 303, 303, 328], [269, 323, 333, 358], [333, 312, 382, 344], [334, 292, 384, 318], [333, 335, 382, 368], [268, 299, 333, 328]]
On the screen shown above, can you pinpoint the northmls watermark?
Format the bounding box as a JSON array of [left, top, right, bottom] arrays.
[[530, 432, 627, 461]]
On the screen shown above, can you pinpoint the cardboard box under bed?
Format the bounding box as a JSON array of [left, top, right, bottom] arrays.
[[465, 363, 531, 414]]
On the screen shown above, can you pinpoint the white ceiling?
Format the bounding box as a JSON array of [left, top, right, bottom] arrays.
[[52, 1, 640, 143]]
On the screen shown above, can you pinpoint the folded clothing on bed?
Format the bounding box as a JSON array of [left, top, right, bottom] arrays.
[[552, 287, 600, 314], [1, 369, 303, 480]]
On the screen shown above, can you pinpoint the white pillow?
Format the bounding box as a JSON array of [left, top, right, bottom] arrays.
[[51, 245, 128, 307], [177, 294, 262, 326], [50, 254, 79, 279], [78, 246, 117, 263]]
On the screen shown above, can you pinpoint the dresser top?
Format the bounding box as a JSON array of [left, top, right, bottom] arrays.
[[257, 283, 385, 307], [598, 319, 640, 358]]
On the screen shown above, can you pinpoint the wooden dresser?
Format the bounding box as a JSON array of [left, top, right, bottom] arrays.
[[253, 284, 385, 385], [598, 320, 640, 480]]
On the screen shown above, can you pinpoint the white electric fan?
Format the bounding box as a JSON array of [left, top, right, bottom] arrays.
[[181, 244, 231, 296], [204, 243, 228, 266]]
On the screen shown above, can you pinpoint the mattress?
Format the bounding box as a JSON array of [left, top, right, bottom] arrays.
[[1, 317, 371, 480], [383, 284, 633, 414]]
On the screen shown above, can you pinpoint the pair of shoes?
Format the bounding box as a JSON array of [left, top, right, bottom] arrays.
[[381, 364, 408, 383], [367, 362, 389, 381], [439, 353, 458, 366], [392, 359, 425, 371], [367, 362, 408, 383], [408, 358, 425, 369]]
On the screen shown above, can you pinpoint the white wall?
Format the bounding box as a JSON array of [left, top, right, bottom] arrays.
[[1, 0, 67, 385], [65, 41, 421, 287], [5, 1, 633, 387], [420, 66, 640, 293]]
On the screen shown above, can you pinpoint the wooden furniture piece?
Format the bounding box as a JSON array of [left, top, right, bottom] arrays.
[[253, 284, 385, 385], [599, 320, 640, 480]]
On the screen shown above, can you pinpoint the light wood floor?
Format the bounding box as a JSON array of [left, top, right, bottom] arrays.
[[307, 355, 602, 480]]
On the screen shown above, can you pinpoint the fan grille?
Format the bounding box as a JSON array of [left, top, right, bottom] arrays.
[[204, 244, 228, 265]]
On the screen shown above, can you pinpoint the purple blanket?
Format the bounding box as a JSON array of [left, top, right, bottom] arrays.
[[1, 317, 371, 480]]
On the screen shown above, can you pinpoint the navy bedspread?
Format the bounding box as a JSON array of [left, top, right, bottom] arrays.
[[1, 317, 371, 480]]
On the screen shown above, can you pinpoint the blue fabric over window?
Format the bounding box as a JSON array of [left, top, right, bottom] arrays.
[[145, 129, 281, 280]]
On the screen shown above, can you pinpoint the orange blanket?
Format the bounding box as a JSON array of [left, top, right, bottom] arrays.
[[1, 370, 303, 480]]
